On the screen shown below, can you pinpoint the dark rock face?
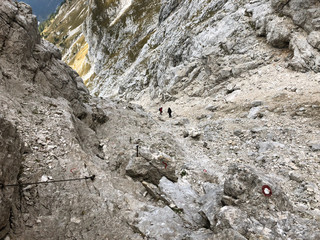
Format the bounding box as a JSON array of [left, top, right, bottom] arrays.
[[0, 1, 40, 60], [272, 0, 320, 32], [159, 0, 181, 23], [0, 117, 23, 239]]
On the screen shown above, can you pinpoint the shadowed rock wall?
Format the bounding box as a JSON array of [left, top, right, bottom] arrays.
[[0, 117, 23, 239]]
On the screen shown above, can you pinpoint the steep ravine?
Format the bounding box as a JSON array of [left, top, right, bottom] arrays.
[[1, 0, 320, 239]]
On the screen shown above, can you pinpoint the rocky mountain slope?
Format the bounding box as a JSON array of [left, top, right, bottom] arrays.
[[1, 0, 320, 239], [40, 0, 92, 84], [43, 0, 320, 102]]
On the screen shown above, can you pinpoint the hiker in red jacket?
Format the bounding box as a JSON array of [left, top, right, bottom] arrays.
[[159, 107, 163, 115]]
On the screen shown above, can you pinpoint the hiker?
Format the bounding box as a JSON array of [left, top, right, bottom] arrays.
[[159, 107, 163, 115], [168, 107, 172, 118]]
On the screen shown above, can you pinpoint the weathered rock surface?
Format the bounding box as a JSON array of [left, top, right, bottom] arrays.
[[126, 149, 178, 184], [199, 184, 223, 227], [0, 1, 143, 239], [134, 206, 187, 239], [158, 177, 208, 227], [1, 0, 320, 239], [266, 16, 292, 48], [214, 165, 320, 239], [44, 0, 320, 102], [0, 118, 24, 239]]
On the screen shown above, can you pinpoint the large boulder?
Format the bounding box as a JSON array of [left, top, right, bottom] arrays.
[[266, 16, 293, 48], [199, 184, 223, 228], [125, 148, 178, 185]]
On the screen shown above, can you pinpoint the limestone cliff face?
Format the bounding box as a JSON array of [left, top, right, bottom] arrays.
[[44, 0, 320, 101], [40, 0, 91, 82]]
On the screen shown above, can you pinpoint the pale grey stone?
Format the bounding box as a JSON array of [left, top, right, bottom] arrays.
[[258, 141, 285, 153], [289, 171, 304, 183], [289, 32, 320, 72], [190, 129, 202, 139], [206, 105, 218, 112], [135, 206, 188, 240], [251, 100, 264, 107], [266, 16, 292, 48], [188, 228, 215, 240], [199, 185, 223, 227], [308, 31, 320, 50], [214, 206, 249, 237], [159, 177, 207, 227], [247, 106, 263, 119], [250, 127, 265, 134], [309, 143, 320, 151], [233, 130, 243, 137]]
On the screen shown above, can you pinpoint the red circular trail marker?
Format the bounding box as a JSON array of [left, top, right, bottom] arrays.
[[203, 169, 207, 173], [262, 185, 272, 197]]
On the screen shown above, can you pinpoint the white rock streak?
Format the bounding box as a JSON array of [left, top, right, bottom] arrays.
[[109, 0, 133, 27]]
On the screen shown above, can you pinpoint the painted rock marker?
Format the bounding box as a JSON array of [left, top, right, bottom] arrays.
[[162, 161, 167, 169], [262, 185, 272, 197]]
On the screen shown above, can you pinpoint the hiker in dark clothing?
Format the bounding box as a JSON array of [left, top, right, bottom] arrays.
[[168, 107, 172, 118], [159, 107, 163, 115]]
